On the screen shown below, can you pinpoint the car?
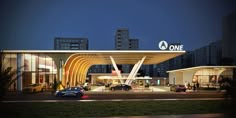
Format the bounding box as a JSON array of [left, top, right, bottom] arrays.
[[110, 84, 132, 91], [170, 84, 186, 92], [23, 83, 45, 93], [55, 87, 84, 97], [96, 82, 105, 86], [105, 83, 112, 87], [144, 83, 150, 88]]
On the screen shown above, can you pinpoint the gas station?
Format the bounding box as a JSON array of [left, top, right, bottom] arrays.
[[3, 50, 185, 91]]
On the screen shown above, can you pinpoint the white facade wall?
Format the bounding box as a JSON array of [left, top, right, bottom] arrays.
[[182, 71, 196, 83]]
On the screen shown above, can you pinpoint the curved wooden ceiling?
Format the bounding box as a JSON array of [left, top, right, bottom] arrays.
[[62, 51, 185, 86]]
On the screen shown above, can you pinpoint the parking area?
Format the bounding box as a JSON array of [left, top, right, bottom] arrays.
[[90, 86, 171, 92]]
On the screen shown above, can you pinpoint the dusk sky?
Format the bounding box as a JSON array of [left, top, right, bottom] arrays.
[[0, 0, 236, 51]]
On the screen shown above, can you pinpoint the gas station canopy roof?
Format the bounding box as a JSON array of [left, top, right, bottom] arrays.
[[3, 50, 185, 64]]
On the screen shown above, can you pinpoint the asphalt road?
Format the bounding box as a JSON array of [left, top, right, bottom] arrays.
[[1, 91, 225, 101]]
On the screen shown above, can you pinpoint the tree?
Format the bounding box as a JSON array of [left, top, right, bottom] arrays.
[[0, 51, 20, 98]]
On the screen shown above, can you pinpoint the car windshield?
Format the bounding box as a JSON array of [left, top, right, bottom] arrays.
[[63, 87, 81, 91], [71, 87, 81, 90]]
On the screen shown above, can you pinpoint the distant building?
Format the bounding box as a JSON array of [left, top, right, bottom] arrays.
[[128, 39, 139, 50], [54, 38, 89, 50], [192, 40, 222, 66], [222, 12, 236, 65], [152, 61, 169, 77], [115, 29, 139, 50], [114, 28, 139, 73], [168, 40, 222, 70], [88, 65, 111, 73]]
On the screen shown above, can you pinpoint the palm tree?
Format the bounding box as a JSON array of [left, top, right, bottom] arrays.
[[0, 51, 20, 98]]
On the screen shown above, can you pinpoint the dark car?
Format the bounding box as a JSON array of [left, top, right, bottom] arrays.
[[105, 83, 112, 87], [110, 84, 132, 91], [55, 87, 84, 97], [96, 82, 105, 86], [170, 85, 186, 92]]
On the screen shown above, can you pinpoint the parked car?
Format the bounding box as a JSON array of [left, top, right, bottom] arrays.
[[23, 83, 45, 93], [96, 82, 105, 86], [55, 87, 84, 97], [145, 83, 150, 88], [170, 84, 186, 92], [105, 83, 112, 87], [110, 84, 132, 91]]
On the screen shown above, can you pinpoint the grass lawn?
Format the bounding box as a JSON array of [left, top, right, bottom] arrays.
[[0, 100, 225, 118]]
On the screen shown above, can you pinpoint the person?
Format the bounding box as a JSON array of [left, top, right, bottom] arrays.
[[187, 82, 191, 90], [196, 81, 200, 90], [13, 82, 16, 91], [193, 83, 196, 92], [83, 82, 90, 91]]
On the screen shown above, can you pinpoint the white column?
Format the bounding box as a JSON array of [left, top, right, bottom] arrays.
[[125, 61, 140, 85], [126, 56, 146, 85], [110, 56, 124, 84], [17, 53, 24, 92], [31, 55, 36, 84], [59, 59, 64, 82]]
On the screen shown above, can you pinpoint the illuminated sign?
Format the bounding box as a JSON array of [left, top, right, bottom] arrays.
[[112, 70, 121, 76], [159, 40, 184, 51]]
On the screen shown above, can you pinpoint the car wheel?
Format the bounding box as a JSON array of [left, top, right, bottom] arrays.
[[76, 93, 82, 98], [56, 92, 62, 97]]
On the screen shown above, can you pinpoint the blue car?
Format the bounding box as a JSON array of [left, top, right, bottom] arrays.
[[55, 87, 84, 97]]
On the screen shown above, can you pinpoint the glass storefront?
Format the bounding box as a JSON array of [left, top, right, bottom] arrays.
[[3, 53, 57, 91], [193, 69, 233, 88]]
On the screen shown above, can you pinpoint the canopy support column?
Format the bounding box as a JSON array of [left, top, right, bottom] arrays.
[[125, 60, 140, 85], [128, 56, 146, 85], [110, 56, 124, 84]]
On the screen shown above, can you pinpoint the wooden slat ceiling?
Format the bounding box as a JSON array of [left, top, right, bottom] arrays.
[[3, 50, 185, 65], [73, 51, 185, 65]]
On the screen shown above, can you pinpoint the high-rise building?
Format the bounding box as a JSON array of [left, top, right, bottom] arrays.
[[114, 28, 139, 73], [129, 39, 139, 50], [167, 40, 222, 71], [54, 38, 89, 50], [115, 29, 139, 50], [192, 40, 222, 66], [222, 12, 236, 65]]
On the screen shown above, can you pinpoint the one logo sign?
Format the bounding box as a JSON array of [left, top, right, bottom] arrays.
[[159, 40, 168, 50], [158, 40, 184, 51]]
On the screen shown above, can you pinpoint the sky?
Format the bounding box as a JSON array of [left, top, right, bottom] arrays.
[[0, 0, 236, 51]]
